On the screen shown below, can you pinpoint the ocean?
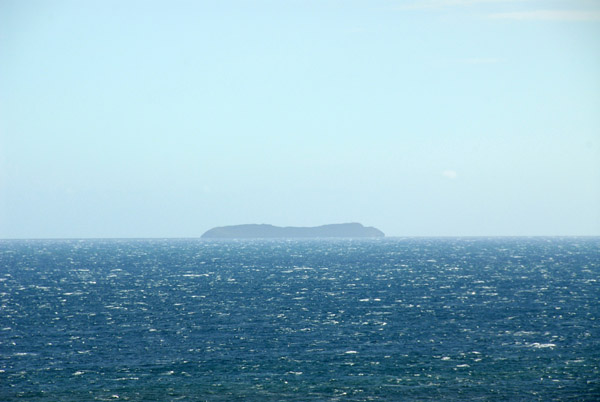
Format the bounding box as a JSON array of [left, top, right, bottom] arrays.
[[1, 237, 598, 401]]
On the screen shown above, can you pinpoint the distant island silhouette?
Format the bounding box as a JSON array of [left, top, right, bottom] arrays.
[[201, 223, 384, 239]]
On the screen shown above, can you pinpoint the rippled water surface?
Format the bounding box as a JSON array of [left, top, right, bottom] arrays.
[[1, 238, 599, 400]]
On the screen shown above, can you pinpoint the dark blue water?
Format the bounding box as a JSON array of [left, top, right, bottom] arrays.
[[1, 238, 599, 401]]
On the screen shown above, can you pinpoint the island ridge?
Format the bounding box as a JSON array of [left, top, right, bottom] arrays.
[[201, 223, 384, 239]]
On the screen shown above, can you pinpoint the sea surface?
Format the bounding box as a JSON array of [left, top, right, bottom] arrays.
[[1, 237, 599, 401]]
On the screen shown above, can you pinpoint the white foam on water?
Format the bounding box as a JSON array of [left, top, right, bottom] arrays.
[[529, 342, 556, 348]]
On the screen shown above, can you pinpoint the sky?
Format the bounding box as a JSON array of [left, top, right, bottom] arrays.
[[1, 0, 599, 238]]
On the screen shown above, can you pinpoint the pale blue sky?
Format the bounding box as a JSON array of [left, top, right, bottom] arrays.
[[1, 0, 599, 238]]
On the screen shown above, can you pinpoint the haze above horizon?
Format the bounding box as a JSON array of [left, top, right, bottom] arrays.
[[1, 0, 599, 238]]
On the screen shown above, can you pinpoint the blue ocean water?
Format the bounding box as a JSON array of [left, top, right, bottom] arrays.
[[1, 237, 599, 401]]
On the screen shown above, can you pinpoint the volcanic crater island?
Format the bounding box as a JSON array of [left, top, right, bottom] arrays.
[[201, 223, 384, 239]]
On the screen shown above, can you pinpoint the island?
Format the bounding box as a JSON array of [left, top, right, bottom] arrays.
[[201, 223, 384, 239]]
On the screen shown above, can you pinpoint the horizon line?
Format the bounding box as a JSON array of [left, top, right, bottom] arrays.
[[1, 235, 599, 241]]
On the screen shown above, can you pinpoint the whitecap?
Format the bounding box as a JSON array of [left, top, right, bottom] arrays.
[[529, 342, 556, 348]]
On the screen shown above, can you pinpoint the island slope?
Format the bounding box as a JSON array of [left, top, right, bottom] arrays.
[[201, 223, 384, 239]]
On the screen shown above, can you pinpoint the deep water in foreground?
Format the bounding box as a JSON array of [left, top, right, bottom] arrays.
[[1, 237, 599, 401]]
